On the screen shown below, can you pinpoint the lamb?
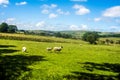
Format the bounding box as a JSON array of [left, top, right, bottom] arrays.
[[53, 46, 63, 52], [22, 46, 27, 52], [80, 44, 82, 46], [46, 47, 53, 51]]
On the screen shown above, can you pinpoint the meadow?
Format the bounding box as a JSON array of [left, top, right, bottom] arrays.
[[0, 34, 120, 80]]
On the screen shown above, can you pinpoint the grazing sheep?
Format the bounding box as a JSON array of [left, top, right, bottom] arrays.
[[80, 44, 82, 46], [53, 46, 63, 52], [46, 47, 53, 51], [22, 46, 27, 52]]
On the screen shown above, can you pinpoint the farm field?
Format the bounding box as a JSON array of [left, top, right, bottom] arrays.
[[0, 38, 120, 80]]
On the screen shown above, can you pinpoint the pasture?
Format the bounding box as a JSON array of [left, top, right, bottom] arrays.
[[0, 38, 120, 80]]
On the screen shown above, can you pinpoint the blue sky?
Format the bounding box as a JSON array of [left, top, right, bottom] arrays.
[[0, 0, 120, 32]]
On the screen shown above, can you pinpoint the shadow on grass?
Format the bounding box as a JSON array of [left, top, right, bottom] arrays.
[[82, 62, 120, 73], [0, 45, 16, 48], [0, 55, 47, 80], [0, 49, 20, 54], [64, 62, 120, 80], [0, 44, 47, 80], [0, 44, 19, 54]]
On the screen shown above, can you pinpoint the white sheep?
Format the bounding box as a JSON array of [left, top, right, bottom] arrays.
[[22, 46, 27, 52], [46, 47, 53, 51], [53, 46, 63, 52], [80, 44, 82, 46]]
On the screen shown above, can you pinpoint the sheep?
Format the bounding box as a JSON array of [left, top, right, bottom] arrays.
[[53, 46, 63, 52], [22, 46, 27, 52], [80, 44, 82, 46], [46, 47, 53, 52]]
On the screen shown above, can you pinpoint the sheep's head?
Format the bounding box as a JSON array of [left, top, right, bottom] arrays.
[[61, 46, 63, 48]]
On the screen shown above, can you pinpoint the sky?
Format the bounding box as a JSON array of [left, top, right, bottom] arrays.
[[0, 0, 120, 32]]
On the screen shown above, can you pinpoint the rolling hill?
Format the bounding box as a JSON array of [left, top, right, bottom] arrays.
[[24, 30, 120, 39]]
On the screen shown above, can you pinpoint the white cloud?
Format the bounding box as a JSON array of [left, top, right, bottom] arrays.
[[41, 4, 49, 9], [35, 21, 56, 30], [56, 9, 64, 14], [94, 17, 101, 22], [41, 4, 69, 18], [56, 9, 70, 15], [41, 9, 49, 14], [0, 18, 16, 25], [110, 26, 120, 32], [70, 0, 87, 2], [0, 0, 9, 7], [6, 18, 15, 22], [36, 21, 46, 27], [14, 22, 36, 30], [103, 6, 120, 18], [49, 13, 58, 19], [15, 1, 27, 6], [80, 24, 88, 30], [0, 0, 9, 5], [70, 24, 88, 30], [51, 4, 57, 8], [73, 4, 90, 15], [110, 26, 119, 29], [41, 4, 57, 9], [41, 4, 57, 15], [70, 25, 80, 30]]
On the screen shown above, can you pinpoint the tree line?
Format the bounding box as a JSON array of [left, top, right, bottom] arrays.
[[24, 31, 72, 39], [82, 31, 120, 44], [0, 22, 18, 33], [100, 34, 120, 37]]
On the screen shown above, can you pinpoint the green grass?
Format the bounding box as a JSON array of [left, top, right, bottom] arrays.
[[0, 39, 120, 80], [0, 33, 86, 44]]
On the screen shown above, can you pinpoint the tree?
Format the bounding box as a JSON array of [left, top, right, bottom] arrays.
[[82, 32, 99, 44], [0, 22, 9, 32], [8, 25, 18, 33], [55, 32, 62, 37], [105, 39, 110, 45], [0, 23, 18, 33]]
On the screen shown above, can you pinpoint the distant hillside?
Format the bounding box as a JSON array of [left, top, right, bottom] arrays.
[[99, 32, 120, 37], [26, 30, 55, 36], [59, 30, 91, 39], [24, 30, 89, 39], [19, 30, 120, 39]]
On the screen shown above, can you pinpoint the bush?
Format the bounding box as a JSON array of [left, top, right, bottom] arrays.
[[82, 32, 99, 44]]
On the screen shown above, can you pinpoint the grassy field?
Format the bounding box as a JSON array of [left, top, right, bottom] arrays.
[[0, 37, 120, 80], [0, 33, 86, 43]]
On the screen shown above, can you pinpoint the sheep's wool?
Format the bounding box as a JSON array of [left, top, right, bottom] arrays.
[[22, 47, 26, 52]]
